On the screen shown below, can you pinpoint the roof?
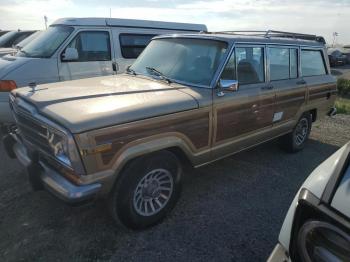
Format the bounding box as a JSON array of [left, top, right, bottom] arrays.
[[154, 31, 325, 47], [51, 17, 207, 32]]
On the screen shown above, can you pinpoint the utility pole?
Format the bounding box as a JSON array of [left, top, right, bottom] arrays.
[[44, 16, 48, 29], [109, 8, 112, 18], [332, 32, 339, 47]]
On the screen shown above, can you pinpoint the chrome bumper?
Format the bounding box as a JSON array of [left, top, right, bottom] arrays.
[[267, 243, 290, 262], [3, 133, 101, 204]]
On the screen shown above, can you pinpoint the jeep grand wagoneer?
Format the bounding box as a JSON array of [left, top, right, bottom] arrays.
[[3, 30, 337, 229]]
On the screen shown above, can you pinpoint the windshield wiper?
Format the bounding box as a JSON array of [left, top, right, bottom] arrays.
[[126, 66, 137, 75], [146, 67, 172, 84], [19, 49, 29, 56]]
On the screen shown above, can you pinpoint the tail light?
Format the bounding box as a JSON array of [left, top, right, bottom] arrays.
[[0, 80, 17, 92]]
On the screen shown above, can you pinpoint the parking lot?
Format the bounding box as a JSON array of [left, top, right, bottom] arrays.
[[0, 114, 349, 262]]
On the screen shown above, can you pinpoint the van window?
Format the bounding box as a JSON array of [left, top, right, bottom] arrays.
[[119, 34, 156, 59], [269, 47, 299, 81], [236, 47, 265, 85], [66, 31, 111, 62], [301, 50, 326, 77]]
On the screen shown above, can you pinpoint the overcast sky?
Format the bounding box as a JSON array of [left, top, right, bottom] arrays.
[[0, 0, 349, 44]]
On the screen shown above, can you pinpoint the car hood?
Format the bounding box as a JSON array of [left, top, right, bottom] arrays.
[[0, 55, 32, 78], [12, 75, 199, 133], [0, 48, 16, 56]]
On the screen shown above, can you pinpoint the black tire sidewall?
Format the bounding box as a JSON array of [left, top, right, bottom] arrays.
[[291, 113, 312, 151], [110, 151, 182, 229]]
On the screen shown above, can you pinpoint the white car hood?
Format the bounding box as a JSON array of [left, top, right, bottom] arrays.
[[0, 48, 16, 57], [0, 55, 32, 79]]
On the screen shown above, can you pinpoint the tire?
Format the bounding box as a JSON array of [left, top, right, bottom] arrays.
[[280, 113, 312, 153], [108, 151, 182, 230]]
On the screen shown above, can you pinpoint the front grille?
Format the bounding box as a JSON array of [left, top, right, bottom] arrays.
[[11, 98, 54, 156]]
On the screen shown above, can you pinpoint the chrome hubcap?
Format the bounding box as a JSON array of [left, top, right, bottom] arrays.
[[295, 118, 309, 146], [133, 168, 174, 216]]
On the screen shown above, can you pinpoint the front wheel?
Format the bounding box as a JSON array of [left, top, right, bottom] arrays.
[[108, 151, 182, 230], [280, 113, 312, 153]]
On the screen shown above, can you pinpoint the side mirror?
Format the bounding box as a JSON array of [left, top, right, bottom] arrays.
[[62, 47, 78, 61], [219, 79, 239, 92]]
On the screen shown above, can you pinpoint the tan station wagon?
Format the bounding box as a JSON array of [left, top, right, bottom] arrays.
[[3, 30, 337, 229]]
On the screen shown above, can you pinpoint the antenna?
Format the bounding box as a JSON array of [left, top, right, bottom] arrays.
[[44, 15, 48, 29]]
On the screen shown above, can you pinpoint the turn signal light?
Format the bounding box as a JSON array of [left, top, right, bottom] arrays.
[[0, 80, 17, 92]]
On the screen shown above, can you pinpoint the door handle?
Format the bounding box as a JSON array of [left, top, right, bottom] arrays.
[[112, 62, 118, 72], [261, 85, 273, 90], [297, 80, 306, 85]]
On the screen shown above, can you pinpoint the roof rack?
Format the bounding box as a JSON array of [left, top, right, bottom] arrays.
[[205, 30, 326, 44]]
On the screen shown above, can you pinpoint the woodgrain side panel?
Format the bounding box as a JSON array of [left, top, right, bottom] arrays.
[[275, 88, 306, 121], [215, 95, 274, 142], [95, 110, 210, 165]]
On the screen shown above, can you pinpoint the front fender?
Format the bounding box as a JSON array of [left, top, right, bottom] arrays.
[[78, 134, 210, 196]]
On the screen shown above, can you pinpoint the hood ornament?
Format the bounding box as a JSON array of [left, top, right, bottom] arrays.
[[28, 82, 37, 92]]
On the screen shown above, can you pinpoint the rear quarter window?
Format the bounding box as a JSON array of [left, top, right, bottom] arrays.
[[301, 50, 327, 77]]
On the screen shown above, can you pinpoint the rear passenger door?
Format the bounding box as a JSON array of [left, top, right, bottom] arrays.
[[268, 46, 306, 123], [58, 29, 114, 81]]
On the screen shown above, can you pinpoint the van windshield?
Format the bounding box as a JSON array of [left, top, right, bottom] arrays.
[[0, 31, 18, 47], [130, 38, 228, 87], [16, 26, 73, 58]]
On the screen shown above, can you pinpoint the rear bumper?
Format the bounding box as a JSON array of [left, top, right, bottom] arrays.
[[3, 132, 101, 204], [267, 243, 290, 262]]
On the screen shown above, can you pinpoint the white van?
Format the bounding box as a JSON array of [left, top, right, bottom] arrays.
[[0, 17, 207, 123]]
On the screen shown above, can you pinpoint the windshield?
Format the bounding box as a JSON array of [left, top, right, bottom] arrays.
[[130, 38, 228, 87], [17, 26, 73, 58], [16, 31, 41, 49], [0, 31, 17, 47]]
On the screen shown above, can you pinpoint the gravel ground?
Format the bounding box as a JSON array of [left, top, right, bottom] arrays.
[[0, 115, 350, 262]]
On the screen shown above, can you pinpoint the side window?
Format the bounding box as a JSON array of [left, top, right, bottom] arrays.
[[236, 47, 265, 85], [301, 50, 326, 77], [119, 34, 156, 59], [269, 47, 299, 81], [66, 31, 111, 62], [221, 50, 236, 80], [290, 49, 298, 79]]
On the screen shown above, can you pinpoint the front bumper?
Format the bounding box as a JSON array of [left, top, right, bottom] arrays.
[[267, 243, 290, 262], [0, 96, 15, 124], [3, 132, 101, 204]]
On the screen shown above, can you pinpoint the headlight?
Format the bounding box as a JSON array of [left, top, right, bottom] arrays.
[[298, 221, 350, 262], [46, 128, 71, 167]]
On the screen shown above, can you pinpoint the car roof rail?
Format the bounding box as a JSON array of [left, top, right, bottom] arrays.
[[206, 30, 326, 44]]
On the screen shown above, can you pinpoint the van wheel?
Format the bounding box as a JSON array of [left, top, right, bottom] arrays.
[[108, 151, 182, 230], [280, 113, 312, 153]]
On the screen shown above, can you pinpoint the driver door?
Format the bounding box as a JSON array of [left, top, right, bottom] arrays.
[[212, 45, 275, 158], [58, 29, 115, 81]]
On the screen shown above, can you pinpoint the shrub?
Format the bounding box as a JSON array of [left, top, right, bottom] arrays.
[[337, 78, 350, 96], [335, 98, 350, 114]]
